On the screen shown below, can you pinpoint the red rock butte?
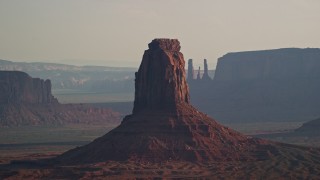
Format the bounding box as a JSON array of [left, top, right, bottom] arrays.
[[56, 39, 277, 164], [133, 39, 189, 113]]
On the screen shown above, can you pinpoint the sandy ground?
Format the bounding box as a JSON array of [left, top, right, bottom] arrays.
[[1, 146, 320, 180]]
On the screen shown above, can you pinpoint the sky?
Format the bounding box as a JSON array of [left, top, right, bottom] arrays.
[[0, 0, 319, 69]]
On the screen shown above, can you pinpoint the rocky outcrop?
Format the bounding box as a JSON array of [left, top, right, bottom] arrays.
[[133, 39, 190, 113], [0, 71, 57, 104], [0, 71, 121, 126], [56, 39, 281, 165]]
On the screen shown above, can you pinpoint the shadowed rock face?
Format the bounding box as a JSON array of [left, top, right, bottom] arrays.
[[0, 71, 57, 104], [56, 39, 279, 164], [133, 39, 190, 113], [214, 48, 320, 81], [190, 48, 320, 123]]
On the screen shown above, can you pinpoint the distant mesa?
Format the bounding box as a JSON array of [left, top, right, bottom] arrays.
[[56, 38, 290, 164], [190, 48, 320, 123], [0, 71, 58, 104], [0, 71, 121, 126], [215, 48, 320, 81]]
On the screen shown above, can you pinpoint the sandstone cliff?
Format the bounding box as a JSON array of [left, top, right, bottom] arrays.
[[0, 71, 121, 126]]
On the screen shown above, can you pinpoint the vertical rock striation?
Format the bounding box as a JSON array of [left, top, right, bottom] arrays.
[[133, 39, 190, 113]]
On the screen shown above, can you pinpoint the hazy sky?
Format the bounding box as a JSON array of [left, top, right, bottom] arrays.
[[0, 0, 319, 68]]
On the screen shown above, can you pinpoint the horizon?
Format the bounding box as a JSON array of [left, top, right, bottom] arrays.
[[2, 46, 320, 70]]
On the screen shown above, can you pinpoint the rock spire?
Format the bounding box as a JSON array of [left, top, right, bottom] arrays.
[[202, 59, 211, 80], [187, 59, 194, 81]]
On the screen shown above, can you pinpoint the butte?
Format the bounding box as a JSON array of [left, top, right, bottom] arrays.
[[56, 39, 280, 164]]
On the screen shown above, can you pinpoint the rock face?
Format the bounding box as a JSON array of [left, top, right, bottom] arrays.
[[56, 39, 277, 164], [0, 71, 121, 126], [215, 48, 320, 81], [190, 48, 320, 123], [0, 71, 57, 104], [133, 39, 190, 113]]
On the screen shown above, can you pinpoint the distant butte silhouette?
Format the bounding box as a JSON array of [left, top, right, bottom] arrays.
[[56, 39, 278, 164], [0, 71, 120, 126]]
